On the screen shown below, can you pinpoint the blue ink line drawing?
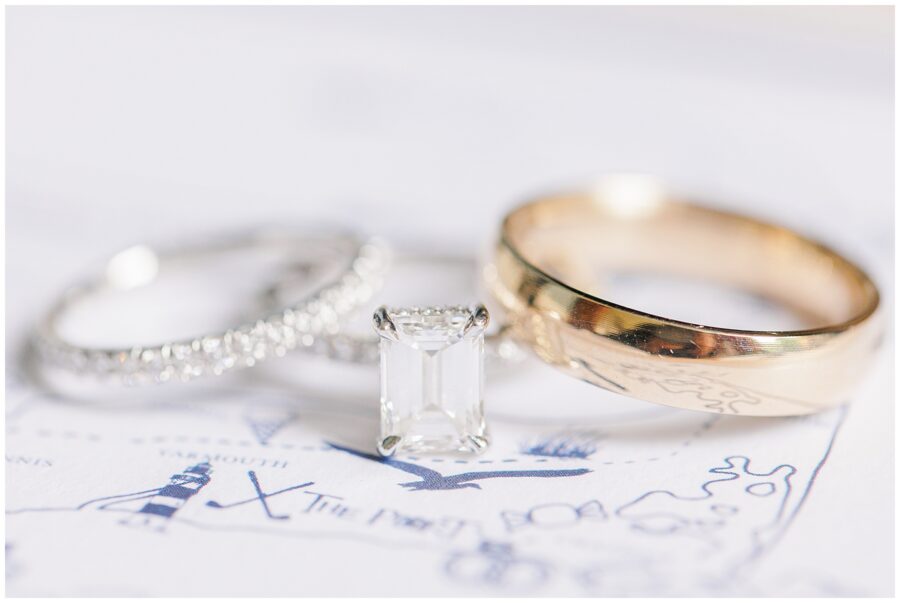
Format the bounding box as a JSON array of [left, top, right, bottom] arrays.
[[616, 455, 797, 540], [740, 405, 848, 565], [746, 482, 776, 497], [445, 541, 551, 590], [618, 456, 795, 513], [588, 408, 847, 594], [5, 486, 161, 515], [6, 462, 214, 517], [520, 434, 598, 459], [501, 500, 607, 532], [327, 442, 591, 491], [243, 410, 297, 446], [249, 471, 289, 520], [122, 462, 213, 530], [206, 471, 314, 520]]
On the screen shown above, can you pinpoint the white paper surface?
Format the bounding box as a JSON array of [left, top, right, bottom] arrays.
[[6, 6, 893, 596]]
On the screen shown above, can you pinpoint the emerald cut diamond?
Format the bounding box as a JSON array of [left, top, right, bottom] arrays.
[[374, 305, 489, 456]]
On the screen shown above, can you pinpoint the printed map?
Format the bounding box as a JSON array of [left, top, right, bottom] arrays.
[[5, 353, 862, 596]]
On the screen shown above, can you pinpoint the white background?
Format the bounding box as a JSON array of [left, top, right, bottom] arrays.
[[6, 6, 894, 595]]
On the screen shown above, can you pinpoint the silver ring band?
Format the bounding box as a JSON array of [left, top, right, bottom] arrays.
[[265, 252, 525, 367], [309, 322, 524, 366], [34, 229, 389, 386]]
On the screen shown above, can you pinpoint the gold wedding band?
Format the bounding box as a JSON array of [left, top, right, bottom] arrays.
[[487, 177, 881, 416]]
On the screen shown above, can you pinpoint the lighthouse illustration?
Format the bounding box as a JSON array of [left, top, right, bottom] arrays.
[[121, 462, 213, 531]]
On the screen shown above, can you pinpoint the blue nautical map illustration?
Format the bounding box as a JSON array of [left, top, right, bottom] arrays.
[[5, 391, 854, 596], [519, 432, 601, 459], [327, 442, 592, 490], [488, 455, 808, 594], [7, 462, 214, 531], [243, 409, 297, 446], [123, 462, 213, 530], [617, 456, 795, 552], [206, 471, 314, 520], [502, 500, 607, 531], [445, 541, 551, 589]]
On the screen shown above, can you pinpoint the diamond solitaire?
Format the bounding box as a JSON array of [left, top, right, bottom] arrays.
[[373, 305, 490, 456]]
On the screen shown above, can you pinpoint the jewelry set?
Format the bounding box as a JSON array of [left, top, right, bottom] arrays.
[[34, 176, 882, 457]]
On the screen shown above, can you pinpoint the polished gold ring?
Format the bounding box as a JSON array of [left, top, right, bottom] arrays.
[[486, 178, 881, 416]]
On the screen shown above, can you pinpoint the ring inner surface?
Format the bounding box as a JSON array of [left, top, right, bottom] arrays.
[[504, 193, 877, 332]]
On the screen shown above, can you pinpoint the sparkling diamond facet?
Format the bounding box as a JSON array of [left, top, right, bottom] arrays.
[[375, 305, 489, 456]]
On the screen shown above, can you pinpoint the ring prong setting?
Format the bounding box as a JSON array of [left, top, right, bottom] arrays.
[[472, 304, 490, 329], [377, 435, 402, 457], [372, 305, 399, 341]]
